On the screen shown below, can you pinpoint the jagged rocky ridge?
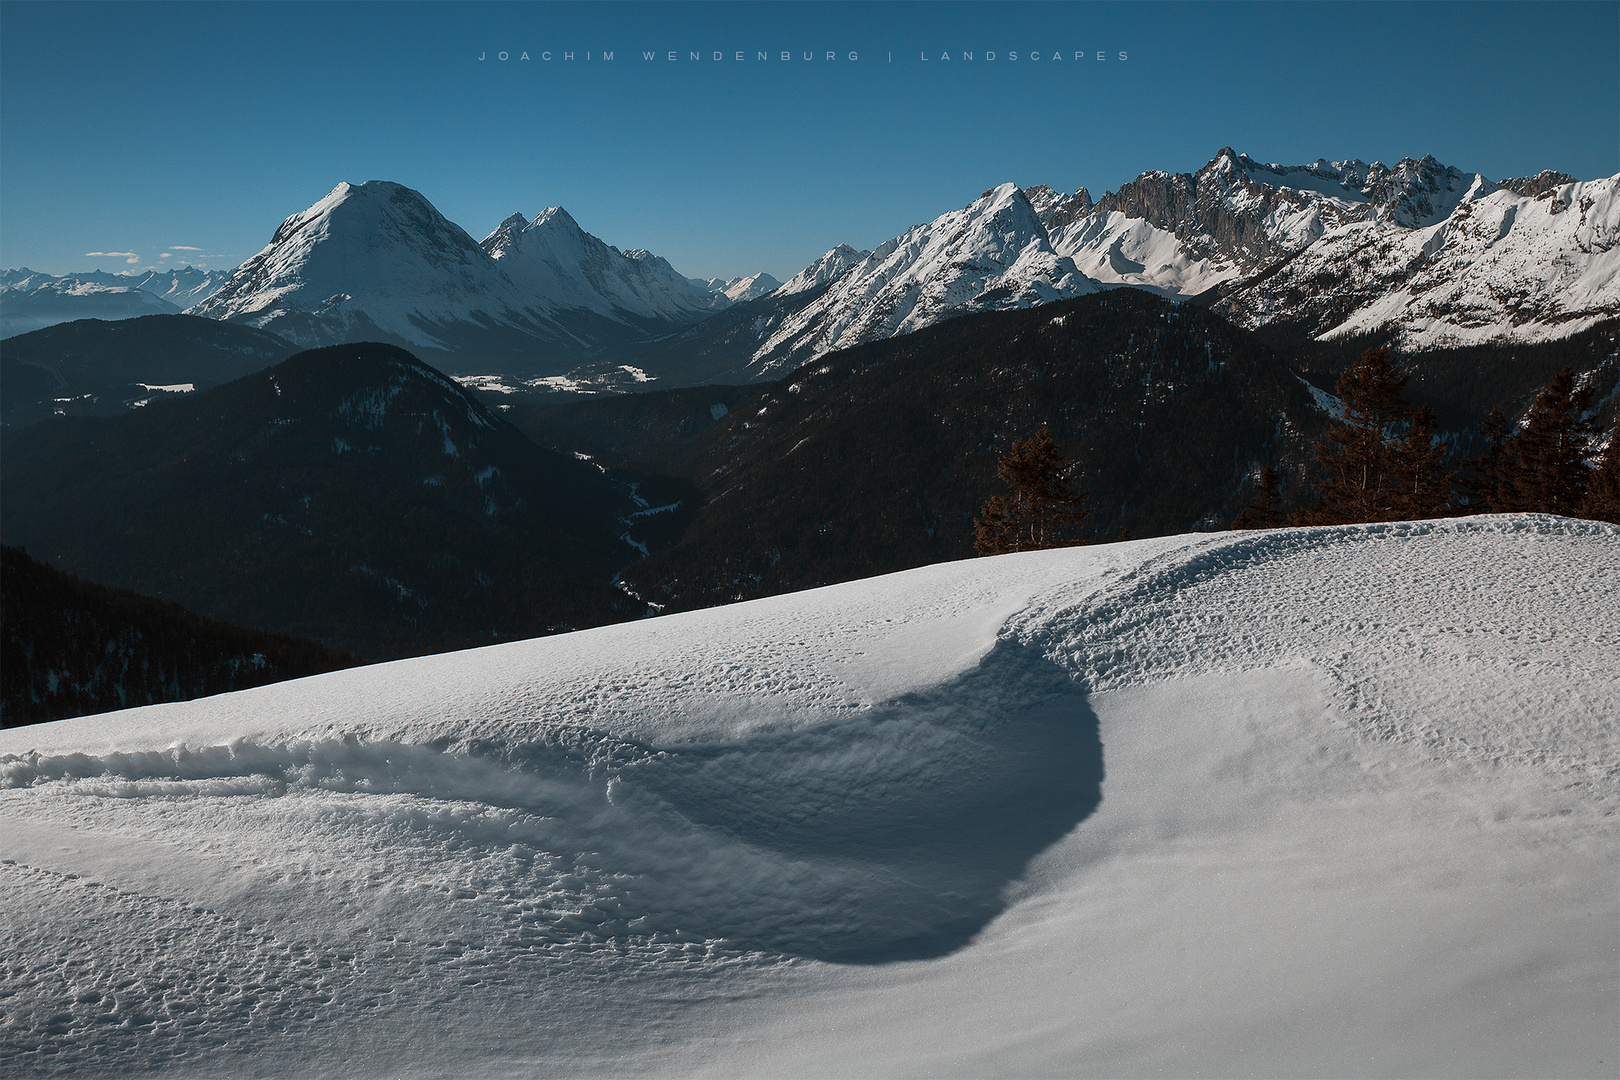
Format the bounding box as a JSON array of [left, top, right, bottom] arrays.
[[1037, 148, 1618, 348], [581, 150, 1617, 384]]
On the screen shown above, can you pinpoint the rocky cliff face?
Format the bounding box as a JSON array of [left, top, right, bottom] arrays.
[[1213, 174, 1620, 348]]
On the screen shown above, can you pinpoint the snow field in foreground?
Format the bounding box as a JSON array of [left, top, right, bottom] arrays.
[[1, 515, 1615, 1078]]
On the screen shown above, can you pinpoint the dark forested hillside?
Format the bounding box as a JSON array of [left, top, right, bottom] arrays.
[[2, 545, 358, 728], [1, 313, 296, 429], [1274, 321, 1620, 438], [523, 290, 1327, 611], [2, 343, 642, 658]]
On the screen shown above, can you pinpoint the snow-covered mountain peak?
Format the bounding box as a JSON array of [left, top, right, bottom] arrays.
[[190, 180, 715, 360], [529, 205, 586, 236], [1367, 154, 1496, 227], [190, 180, 525, 352], [774, 244, 870, 297], [748, 183, 1095, 375], [693, 272, 782, 306], [481, 213, 530, 258], [487, 206, 711, 324]]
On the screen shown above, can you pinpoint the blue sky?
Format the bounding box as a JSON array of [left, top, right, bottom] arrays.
[[1, 1, 1615, 282]]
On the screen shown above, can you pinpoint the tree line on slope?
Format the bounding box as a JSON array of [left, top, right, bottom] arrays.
[[1236, 348, 1619, 529], [2, 545, 360, 728], [972, 347, 1618, 554]]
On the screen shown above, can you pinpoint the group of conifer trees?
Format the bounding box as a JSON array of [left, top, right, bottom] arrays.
[[1239, 347, 1620, 529], [972, 347, 1618, 556]]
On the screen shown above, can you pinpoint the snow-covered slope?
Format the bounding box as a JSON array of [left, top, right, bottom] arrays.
[[750, 184, 1096, 376], [3, 515, 1613, 1077], [1217, 174, 1620, 347], [1048, 210, 1244, 298]]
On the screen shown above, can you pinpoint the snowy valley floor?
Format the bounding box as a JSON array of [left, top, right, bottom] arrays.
[[1, 516, 1616, 1078]]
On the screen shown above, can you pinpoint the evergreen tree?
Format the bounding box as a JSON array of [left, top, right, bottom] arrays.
[[973, 427, 1092, 554], [1294, 347, 1416, 525], [1390, 404, 1453, 519], [1234, 464, 1284, 529], [1577, 434, 1620, 523], [1499, 367, 1596, 515], [1457, 406, 1514, 513]]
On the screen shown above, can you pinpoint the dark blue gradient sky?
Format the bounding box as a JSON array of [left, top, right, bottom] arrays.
[[2, 0, 1614, 281]]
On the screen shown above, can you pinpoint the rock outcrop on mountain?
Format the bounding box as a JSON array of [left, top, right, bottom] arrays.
[[1022, 185, 1094, 231], [1499, 170, 1579, 198], [1214, 174, 1620, 347]]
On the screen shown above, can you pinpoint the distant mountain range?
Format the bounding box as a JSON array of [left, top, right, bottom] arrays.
[[0, 266, 234, 337], [5, 149, 1616, 385]]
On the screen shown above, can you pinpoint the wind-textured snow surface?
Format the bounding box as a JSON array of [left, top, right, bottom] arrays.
[[1, 516, 1615, 1078]]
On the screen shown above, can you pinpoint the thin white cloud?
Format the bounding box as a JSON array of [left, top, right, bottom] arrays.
[[85, 251, 141, 264], [170, 245, 202, 251], [159, 253, 172, 259]]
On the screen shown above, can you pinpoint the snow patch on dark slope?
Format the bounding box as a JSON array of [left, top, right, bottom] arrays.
[[0, 516, 1613, 1076]]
